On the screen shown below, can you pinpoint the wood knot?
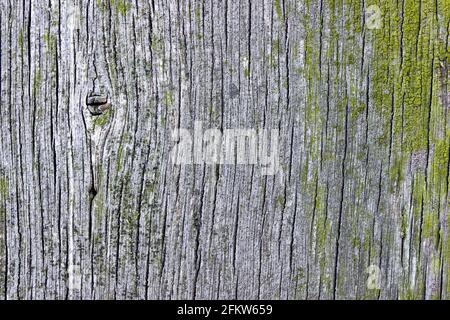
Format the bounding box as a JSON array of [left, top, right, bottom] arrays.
[[86, 93, 110, 116], [89, 185, 98, 199]]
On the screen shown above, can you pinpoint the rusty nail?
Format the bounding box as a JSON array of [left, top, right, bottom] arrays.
[[86, 93, 110, 116]]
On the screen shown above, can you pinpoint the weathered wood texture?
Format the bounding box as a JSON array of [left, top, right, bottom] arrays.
[[0, 0, 449, 300]]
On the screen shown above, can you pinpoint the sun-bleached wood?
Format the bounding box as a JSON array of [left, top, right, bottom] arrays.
[[0, 0, 449, 300]]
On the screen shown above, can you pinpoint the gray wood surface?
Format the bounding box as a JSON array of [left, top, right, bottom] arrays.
[[0, 0, 449, 299]]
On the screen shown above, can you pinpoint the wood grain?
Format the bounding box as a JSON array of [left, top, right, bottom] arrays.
[[0, 0, 449, 300]]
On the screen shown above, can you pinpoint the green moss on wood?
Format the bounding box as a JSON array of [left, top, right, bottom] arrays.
[[0, 176, 8, 198], [93, 109, 113, 127], [274, 0, 283, 21], [113, 0, 132, 16], [18, 30, 23, 53]]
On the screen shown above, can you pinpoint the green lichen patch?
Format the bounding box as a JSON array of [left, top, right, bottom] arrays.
[[0, 176, 8, 199], [43, 32, 57, 56], [114, 0, 132, 16], [18, 30, 24, 53], [93, 108, 113, 127], [163, 90, 174, 106], [274, 0, 283, 22], [33, 69, 42, 96]]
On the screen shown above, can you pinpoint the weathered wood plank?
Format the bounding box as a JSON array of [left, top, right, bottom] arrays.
[[0, 0, 449, 300]]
